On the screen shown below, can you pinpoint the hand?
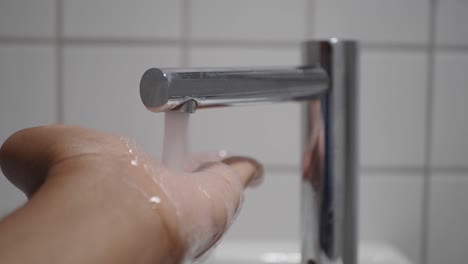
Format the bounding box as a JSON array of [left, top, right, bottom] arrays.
[[0, 125, 263, 264]]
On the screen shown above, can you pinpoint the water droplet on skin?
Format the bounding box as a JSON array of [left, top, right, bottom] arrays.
[[131, 159, 138, 166], [218, 150, 227, 158], [149, 196, 161, 204], [198, 185, 211, 199]]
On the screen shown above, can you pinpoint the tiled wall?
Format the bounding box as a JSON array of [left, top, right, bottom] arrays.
[[0, 1, 467, 263]]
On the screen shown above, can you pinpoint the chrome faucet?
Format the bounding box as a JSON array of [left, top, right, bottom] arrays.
[[139, 40, 358, 264]]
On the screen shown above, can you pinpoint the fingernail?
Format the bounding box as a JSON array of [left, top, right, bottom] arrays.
[[223, 156, 264, 188], [247, 165, 264, 188]]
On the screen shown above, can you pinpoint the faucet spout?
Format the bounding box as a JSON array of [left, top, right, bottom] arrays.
[[140, 67, 328, 113]]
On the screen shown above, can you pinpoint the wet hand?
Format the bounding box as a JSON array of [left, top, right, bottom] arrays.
[[0, 125, 263, 263]]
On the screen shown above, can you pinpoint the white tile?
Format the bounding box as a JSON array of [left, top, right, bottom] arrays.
[[314, 0, 430, 44], [428, 173, 468, 264], [189, 47, 302, 166], [0, 0, 55, 37], [63, 0, 181, 39], [0, 46, 56, 144], [190, 0, 306, 42], [63, 46, 181, 158], [359, 50, 427, 167], [359, 172, 423, 264], [0, 45, 55, 218], [225, 169, 301, 240], [432, 52, 468, 167], [436, 0, 468, 46]]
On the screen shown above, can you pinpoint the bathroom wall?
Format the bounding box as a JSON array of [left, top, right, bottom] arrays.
[[0, 0, 467, 263]]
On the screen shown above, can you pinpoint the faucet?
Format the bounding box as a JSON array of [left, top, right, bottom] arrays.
[[139, 40, 358, 264]]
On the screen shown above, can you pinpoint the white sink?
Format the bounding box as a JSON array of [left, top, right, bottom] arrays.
[[202, 240, 412, 264]]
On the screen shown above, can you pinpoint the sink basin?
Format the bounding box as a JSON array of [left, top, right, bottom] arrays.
[[202, 240, 412, 264]]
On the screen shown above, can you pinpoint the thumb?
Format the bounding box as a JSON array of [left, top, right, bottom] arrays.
[[194, 156, 263, 189], [222, 157, 264, 188], [186, 157, 263, 259]]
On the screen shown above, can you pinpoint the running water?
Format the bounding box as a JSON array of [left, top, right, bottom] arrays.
[[162, 111, 190, 171]]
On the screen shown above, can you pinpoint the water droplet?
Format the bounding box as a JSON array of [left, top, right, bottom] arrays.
[[198, 185, 211, 199], [149, 196, 161, 204], [218, 150, 227, 158]]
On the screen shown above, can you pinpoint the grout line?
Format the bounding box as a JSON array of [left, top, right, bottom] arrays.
[[264, 164, 468, 175], [430, 167, 468, 174], [51, 38, 297, 49], [186, 39, 302, 48], [62, 37, 180, 46], [60, 38, 300, 49], [362, 166, 468, 175], [0, 37, 54, 45], [55, 0, 64, 124], [360, 166, 425, 174], [180, 0, 191, 67], [263, 164, 300, 173], [434, 44, 468, 52], [60, 38, 299, 48], [362, 43, 430, 52], [420, 0, 437, 263], [3, 36, 468, 53]]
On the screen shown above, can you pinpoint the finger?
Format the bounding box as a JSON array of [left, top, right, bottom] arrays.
[[187, 157, 263, 259], [183, 150, 228, 172], [0, 125, 64, 195], [193, 156, 263, 189], [222, 156, 264, 188]]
